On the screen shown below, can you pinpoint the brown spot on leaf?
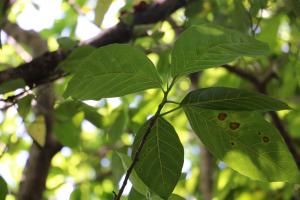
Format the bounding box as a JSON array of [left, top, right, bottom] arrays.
[[230, 141, 235, 146], [229, 122, 240, 130], [217, 112, 227, 121], [262, 136, 270, 143]]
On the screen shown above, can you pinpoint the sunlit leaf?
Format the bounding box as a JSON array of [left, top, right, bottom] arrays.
[[69, 187, 82, 200], [181, 87, 290, 112], [27, 116, 46, 147], [168, 194, 185, 200], [64, 44, 162, 100], [95, 0, 113, 26], [117, 152, 149, 195], [171, 25, 269, 77], [183, 106, 298, 182], [132, 117, 184, 199]]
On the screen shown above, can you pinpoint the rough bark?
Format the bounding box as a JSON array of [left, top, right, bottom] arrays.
[[17, 84, 62, 200], [3, 19, 63, 200]]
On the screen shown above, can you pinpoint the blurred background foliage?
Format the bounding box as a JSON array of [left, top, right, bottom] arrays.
[[1, 0, 300, 199]]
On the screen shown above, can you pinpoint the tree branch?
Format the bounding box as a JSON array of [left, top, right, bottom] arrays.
[[3, 21, 48, 56], [17, 84, 62, 200], [0, 0, 194, 88], [3, 20, 63, 200]]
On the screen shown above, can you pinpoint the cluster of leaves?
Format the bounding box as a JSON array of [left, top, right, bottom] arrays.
[[1, 0, 300, 199], [58, 24, 298, 199]]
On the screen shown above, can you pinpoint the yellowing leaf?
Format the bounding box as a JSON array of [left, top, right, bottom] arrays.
[[95, 0, 113, 26], [27, 116, 46, 147]]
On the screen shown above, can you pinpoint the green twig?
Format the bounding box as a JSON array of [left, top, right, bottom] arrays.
[[114, 77, 177, 200], [165, 100, 180, 105], [160, 106, 181, 117]]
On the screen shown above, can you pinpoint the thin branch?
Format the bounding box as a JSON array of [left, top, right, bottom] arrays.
[[0, 0, 195, 88], [252, 8, 263, 37], [222, 64, 262, 90], [160, 106, 181, 116], [247, 9, 255, 36], [114, 78, 177, 200], [166, 16, 183, 35], [165, 100, 180, 105]]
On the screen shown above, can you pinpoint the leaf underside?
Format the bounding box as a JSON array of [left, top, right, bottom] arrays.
[[171, 24, 269, 76], [181, 87, 296, 182], [132, 117, 184, 199], [181, 87, 290, 112], [183, 106, 298, 182], [64, 44, 162, 100]]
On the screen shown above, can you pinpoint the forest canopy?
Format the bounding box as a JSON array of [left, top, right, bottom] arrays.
[[0, 0, 300, 200]]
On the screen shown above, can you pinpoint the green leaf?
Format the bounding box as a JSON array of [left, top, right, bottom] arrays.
[[117, 152, 149, 195], [107, 108, 128, 143], [181, 87, 290, 112], [80, 104, 103, 128], [57, 37, 78, 50], [27, 116, 46, 147], [171, 25, 269, 77], [17, 95, 33, 119], [54, 101, 82, 122], [0, 176, 8, 200], [157, 49, 171, 83], [64, 44, 162, 100], [53, 110, 83, 148], [0, 79, 26, 94], [55, 101, 103, 128], [132, 117, 184, 199], [54, 119, 81, 148], [69, 187, 82, 200], [58, 45, 96, 73], [111, 152, 125, 187], [128, 188, 147, 200], [128, 188, 164, 200], [183, 107, 298, 182], [168, 194, 185, 200], [95, 0, 113, 26]]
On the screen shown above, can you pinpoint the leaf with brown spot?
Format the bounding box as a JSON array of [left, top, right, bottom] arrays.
[[262, 136, 270, 143], [229, 122, 240, 130], [217, 112, 227, 121], [182, 106, 298, 182]]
